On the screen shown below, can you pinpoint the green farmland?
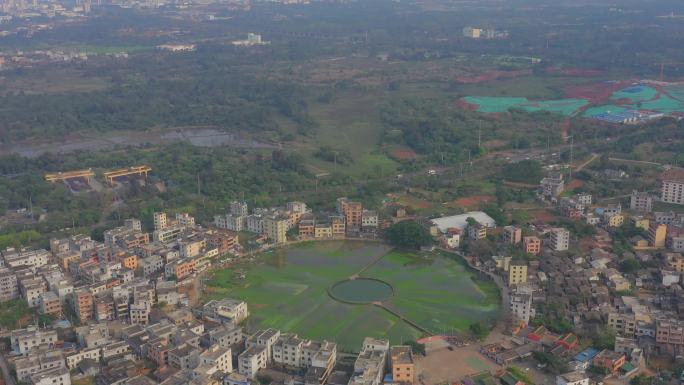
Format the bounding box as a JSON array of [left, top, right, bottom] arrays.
[[204, 241, 500, 352]]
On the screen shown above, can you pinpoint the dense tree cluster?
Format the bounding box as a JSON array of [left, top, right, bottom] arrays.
[[384, 220, 432, 250]]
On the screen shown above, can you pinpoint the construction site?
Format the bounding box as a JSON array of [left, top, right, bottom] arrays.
[[460, 77, 684, 125], [44, 165, 152, 193]]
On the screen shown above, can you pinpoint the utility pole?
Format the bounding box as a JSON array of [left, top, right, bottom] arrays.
[[478, 121, 482, 148], [197, 173, 201, 196], [569, 135, 574, 179]]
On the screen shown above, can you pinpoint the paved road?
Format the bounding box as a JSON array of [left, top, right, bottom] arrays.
[[575, 153, 599, 172]]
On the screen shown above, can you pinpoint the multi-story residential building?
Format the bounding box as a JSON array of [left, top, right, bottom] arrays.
[[540, 172, 564, 197], [299, 219, 315, 238], [271, 333, 337, 383], [30, 367, 71, 385], [576, 193, 592, 207], [71, 290, 93, 322], [661, 167, 684, 205], [556, 372, 589, 385], [104, 219, 144, 248], [214, 214, 243, 232], [231, 201, 249, 216], [246, 215, 264, 234], [655, 211, 680, 225], [286, 201, 309, 214], [666, 253, 684, 272], [11, 327, 58, 355], [442, 229, 461, 249], [468, 224, 487, 240], [209, 325, 244, 349], [199, 345, 233, 375], [38, 292, 62, 317], [141, 255, 164, 277], [19, 277, 46, 307], [264, 216, 288, 244], [604, 203, 622, 217], [55, 252, 80, 271], [502, 226, 522, 244], [390, 346, 414, 385], [65, 347, 102, 369], [330, 215, 346, 236], [592, 350, 626, 374], [179, 237, 207, 259], [153, 225, 184, 243], [508, 263, 527, 286], [0, 267, 19, 302], [523, 236, 541, 255], [314, 223, 332, 238], [649, 223, 668, 248], [168, 343, 200, 370], [238, 345, 268, 378], [175, 212, 195, 227], [2, 248, 49, 268], [630, 190, 653, 212], [669, 235, 684, 253], [631, 216, 650, 231], [606, 214, 624, 228], [204, 229, 238, 255], [608, 312, 642, 338], [509, 292, 534, 324], [203, 299, 250, 326], [338, 198, 363, 233], [130, 302, 151, 325], [117, 253, 138, 270], [154, 212, 168, 230], [148, 339, 170, 367], [246, 329, 281, 361], [348, 338, 389, 385], [165, 258, 196, 280], [549, 228, 570, 251], [14, 351, 65, 382], [656, 319, 684, 354], [362, 210, 379, 230]]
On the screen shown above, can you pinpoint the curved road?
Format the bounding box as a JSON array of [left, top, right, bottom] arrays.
[[437, 248, 510, 334]]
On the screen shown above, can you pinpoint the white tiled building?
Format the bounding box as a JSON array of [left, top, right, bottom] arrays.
[[662, 168, 684, 205]]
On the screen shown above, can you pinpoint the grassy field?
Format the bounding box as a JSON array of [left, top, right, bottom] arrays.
[[204, 241, 500, 351], [0, 299, 34, 330], [455, 76, 579, 100], [300, 89, 399, 177]]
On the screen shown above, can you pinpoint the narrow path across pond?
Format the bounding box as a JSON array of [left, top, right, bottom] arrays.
[[349, 252, 389, 280]]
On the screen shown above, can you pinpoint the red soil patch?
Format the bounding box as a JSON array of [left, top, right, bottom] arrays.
[[566, 179, 584, 190], [533, 209, 557, 223], [454, 195, 495, 208], [565, 81, 629, 104], [546, 67, 602, 77], [398, 195, 431, 210], [390, 148, 419, 160], [455, 69, 532, 84], [456, 98, 479, 111]]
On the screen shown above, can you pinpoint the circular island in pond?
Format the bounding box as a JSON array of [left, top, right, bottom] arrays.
[[329, 278, 394, 304]]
